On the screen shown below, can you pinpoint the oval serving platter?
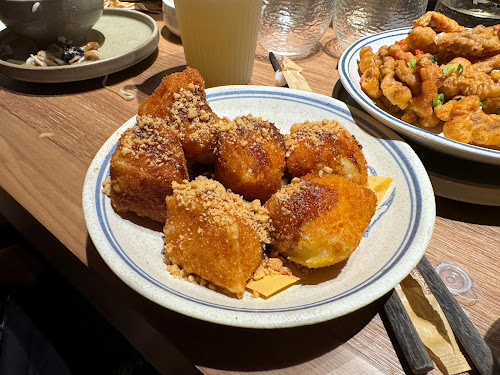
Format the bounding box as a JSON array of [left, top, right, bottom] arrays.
[[339, 27, 500, 166], [82, 86, 435, 328]]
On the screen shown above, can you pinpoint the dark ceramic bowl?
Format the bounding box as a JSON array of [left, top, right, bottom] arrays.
[[0, 0, 103, 47]]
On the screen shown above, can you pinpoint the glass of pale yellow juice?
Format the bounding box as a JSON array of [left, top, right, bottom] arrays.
[[174, 0, 263, 87]]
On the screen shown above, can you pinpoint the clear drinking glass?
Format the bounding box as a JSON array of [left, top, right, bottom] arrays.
[[332, 0, 428, 49], [434, 0, 500, 27], [258, 0, 335, 56]]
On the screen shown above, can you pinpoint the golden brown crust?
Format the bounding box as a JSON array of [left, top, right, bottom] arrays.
[[285, 120, 368, 185], [214, 115, 286, 202], [359, 46, 383, 99], [163, 177, 269, 297], [108, 116, 189, 222], [138, 67, 222, 163], [265, 173, 377, 268]]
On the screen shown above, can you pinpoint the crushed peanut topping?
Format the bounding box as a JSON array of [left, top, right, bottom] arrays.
[[171, 176, 271, 243], [165, 261, 224, 293], [253, 257, 293, 281], [101, 177, 112, 196], [166, 84, 225, 147], [285, 119, 344, 157], [119, 116, 186, 170], [221, 115, 285, 147]]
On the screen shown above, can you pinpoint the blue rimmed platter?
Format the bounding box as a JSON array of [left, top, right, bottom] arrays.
[[339, 27, 500, 166], [82, 86, 435, 328]]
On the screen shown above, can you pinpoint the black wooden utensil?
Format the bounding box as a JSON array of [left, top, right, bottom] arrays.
[[383, 289, 435, 374], [417, 256, 500, 375]]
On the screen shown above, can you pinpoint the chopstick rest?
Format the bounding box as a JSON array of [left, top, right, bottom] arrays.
[[268, 52, 312, 92], [383, 289, 434, 374]]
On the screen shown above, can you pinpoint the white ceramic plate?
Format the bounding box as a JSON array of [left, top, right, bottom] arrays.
[[339, 27, 500, 166], [0, 8, 158, 83], [82, 86, 435, 328]]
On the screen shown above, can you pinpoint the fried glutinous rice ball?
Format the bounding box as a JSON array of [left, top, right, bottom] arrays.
[[107, 116, 189, 222], [264, 173, 377, 268], [163, 176, 270, 297], [214, 115, 286, 202], [285, 120, 368, 185], [138, 67, 222, 164]]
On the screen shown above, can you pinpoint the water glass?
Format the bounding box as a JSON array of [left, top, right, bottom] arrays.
[[258, 0, 335, 56], [174, 0, 263, 87], [332, 0, 428, 49]]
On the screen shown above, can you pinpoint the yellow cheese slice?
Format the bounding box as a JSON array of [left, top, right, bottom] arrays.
[[367, 175, 393, 205], [246, 274, 300, 298]]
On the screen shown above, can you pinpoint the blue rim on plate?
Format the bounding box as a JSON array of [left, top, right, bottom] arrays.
[[82, 86, 435, 328], [338, 27, 500, 166]]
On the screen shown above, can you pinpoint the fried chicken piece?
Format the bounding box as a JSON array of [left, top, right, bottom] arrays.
[[482, 97, 500, 114], [108, 116, 189, 222], [264, 173, 376, 268], [435, 95, 500, 146], [410, 13, 500, 60], [378, 45, 389, 59], [214, 115, 286, 202], [395, 59, 422, 95], [389, 45, 424, 95], [138, 67, 222, 164], [440, 57, 473, 98], [403, 57, 445, 127], [164, 177, 269, 297], [413, 11, 465, 33], [491, 70, 500, 81], [285, 120, 368, 185], [435, 25, 500, 59], [388, 44, 415, 63], [359, 46, 383, 99], [380, 56, 413, 110], [406, 26, 438, 54], [440, 56, 500, 99]]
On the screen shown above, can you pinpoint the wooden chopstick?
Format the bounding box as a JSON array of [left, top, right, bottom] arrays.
[[416, 256, 500, 375], [383, 289, 434, 373]]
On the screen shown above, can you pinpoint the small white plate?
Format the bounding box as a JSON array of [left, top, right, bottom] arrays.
[[0, 8, 159, 82], [338, 27, 500, 166], [82, 86, 435, 328]]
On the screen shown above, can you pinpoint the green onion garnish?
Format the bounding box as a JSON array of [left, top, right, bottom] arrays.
[[407, 58, 417, 71], [456, 97, 462, 101], [457, 64, 464, 76], [429, 55, 438, 63], [443, 65, 455, 76], [495, 109, 500, 115], [481, 100, 486, 108], [432, 93, 444, 108]]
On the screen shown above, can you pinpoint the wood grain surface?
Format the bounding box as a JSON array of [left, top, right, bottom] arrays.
[[0, 18, 499, 375]]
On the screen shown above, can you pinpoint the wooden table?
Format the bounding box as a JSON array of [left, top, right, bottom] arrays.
[[1, 17, 499, 375]]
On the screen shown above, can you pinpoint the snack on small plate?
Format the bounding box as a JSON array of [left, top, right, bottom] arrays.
[[265, 173, 377, 268], [105, 116, 188, 222], [214, 115, 286, 202], [164, 176, 270, 297], [138, 67, 223, 163], [285, 120, 368, 185], [103, 67, 393, 299]]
